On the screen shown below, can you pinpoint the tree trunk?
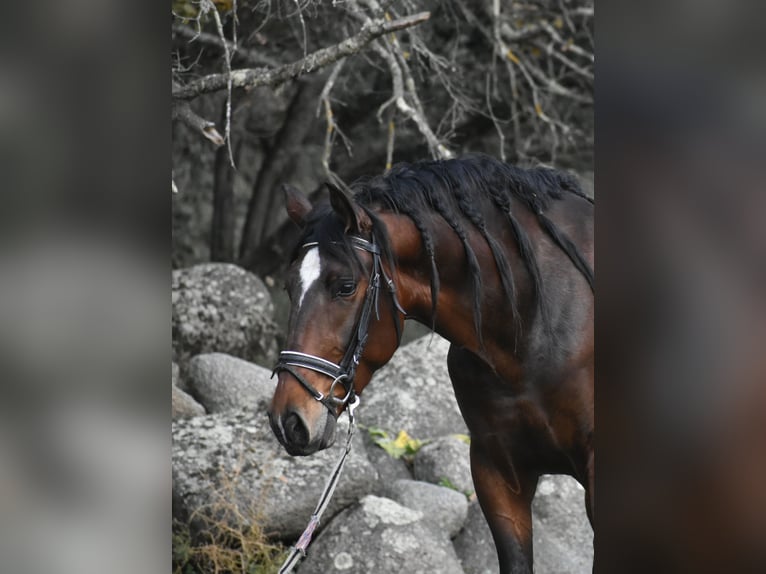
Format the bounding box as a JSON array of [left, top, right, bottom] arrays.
[[238, 73, 327, 268], [210, 102, 238, 262]]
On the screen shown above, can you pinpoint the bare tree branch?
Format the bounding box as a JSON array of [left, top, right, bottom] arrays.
[[385, 116, 395, 170], [318, 61, 348, 183], [349, 0, 452, 159], [539, 20, 593, 62], [486, 72, 506, 162], [173, 0, 593, 273], [533, 38, 594, 80], [172, 97, 224, 147], [172, 12, 431, 101], [200, 0, 236, 167]]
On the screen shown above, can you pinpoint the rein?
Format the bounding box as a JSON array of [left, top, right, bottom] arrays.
[[273, 235, 405, 572], [277, 395, 359, 574]]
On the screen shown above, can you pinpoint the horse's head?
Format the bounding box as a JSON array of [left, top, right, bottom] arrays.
[[268, 184, 405, 456]]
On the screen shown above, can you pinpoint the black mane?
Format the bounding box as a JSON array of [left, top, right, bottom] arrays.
[[298, 154, 593, 345]]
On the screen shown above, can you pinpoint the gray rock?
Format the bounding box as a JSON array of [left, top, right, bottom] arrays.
[[360, 335, 468, 441], [172, 361, 181, 388], [453, 476, 594, 574], [172, 409, 377, 540], [413, 435, 474, 496], [532, 475, 593, 574], [298, 495, 465, 574], [172, 384, 206, 418], [453, 500, 498, 574], [381, 479, 468, 539], [185, 352, 275, 413], [172, 263, 278, 367], [360, 432, 413, 495]]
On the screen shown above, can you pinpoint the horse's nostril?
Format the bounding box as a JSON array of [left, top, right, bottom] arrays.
[[283, 411, 309, 447]]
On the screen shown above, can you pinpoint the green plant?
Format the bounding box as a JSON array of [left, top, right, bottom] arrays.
[[367, 427, 424, 460], [452, 433, 471, 445], [437, 476, 475, 500], [437, 476, 458, 491]]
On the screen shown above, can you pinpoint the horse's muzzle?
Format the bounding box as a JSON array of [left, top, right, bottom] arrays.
[[268, 406, 337, 456]]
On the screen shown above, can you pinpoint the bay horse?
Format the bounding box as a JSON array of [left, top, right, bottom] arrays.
[[268, 154, 594, 573]]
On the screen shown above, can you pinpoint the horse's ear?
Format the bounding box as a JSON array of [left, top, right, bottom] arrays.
[[328, 183, 370, 234], [283, 184, 312, 228]]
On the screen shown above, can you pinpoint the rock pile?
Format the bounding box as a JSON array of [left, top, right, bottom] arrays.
[[171, 263, 593, 573]]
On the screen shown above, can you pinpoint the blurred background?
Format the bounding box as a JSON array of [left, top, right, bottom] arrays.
[[0, 0, 763, 572]]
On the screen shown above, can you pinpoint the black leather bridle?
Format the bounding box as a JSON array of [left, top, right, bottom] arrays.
[[273, 235, 406, 417]]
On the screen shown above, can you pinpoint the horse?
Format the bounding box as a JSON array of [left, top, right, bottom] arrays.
[[268, 154, 594, 573]]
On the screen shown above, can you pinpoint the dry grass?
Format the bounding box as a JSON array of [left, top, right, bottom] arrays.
[[172, 514, 286, 574], [172, 451, 288, 574]]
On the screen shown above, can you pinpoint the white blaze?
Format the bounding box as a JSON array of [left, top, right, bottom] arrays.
[[298, 247, 321, 308]]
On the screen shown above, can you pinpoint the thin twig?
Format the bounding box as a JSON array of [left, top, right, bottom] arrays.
[[318, 61, 347, 180], [540, 20, 593, 62], [293, 0, 308, 63], [203, 0, 236, 167], [533, 38, 594, 80], [485, 73, 506, 162]]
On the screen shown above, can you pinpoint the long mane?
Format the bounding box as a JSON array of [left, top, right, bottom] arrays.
[[297, 154, 593, 344]]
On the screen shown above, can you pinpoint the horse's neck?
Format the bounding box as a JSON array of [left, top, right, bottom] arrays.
[[380, 212, 504, 361]]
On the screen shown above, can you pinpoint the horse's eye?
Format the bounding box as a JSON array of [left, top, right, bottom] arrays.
[[336, 280, 357, 298]]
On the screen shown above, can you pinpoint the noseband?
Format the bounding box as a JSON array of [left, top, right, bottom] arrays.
[[273, 235, 406, 417]]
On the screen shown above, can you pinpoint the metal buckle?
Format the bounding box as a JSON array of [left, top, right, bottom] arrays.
[[346, 393, 360, 422], [327, 373, 353, 406]]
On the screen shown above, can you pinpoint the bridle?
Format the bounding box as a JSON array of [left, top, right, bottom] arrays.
[[273, 234, 406, 574], [272, 235, 406, 417]]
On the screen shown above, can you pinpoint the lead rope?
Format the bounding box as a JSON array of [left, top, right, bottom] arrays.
[[277, 394, 360, 574]]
